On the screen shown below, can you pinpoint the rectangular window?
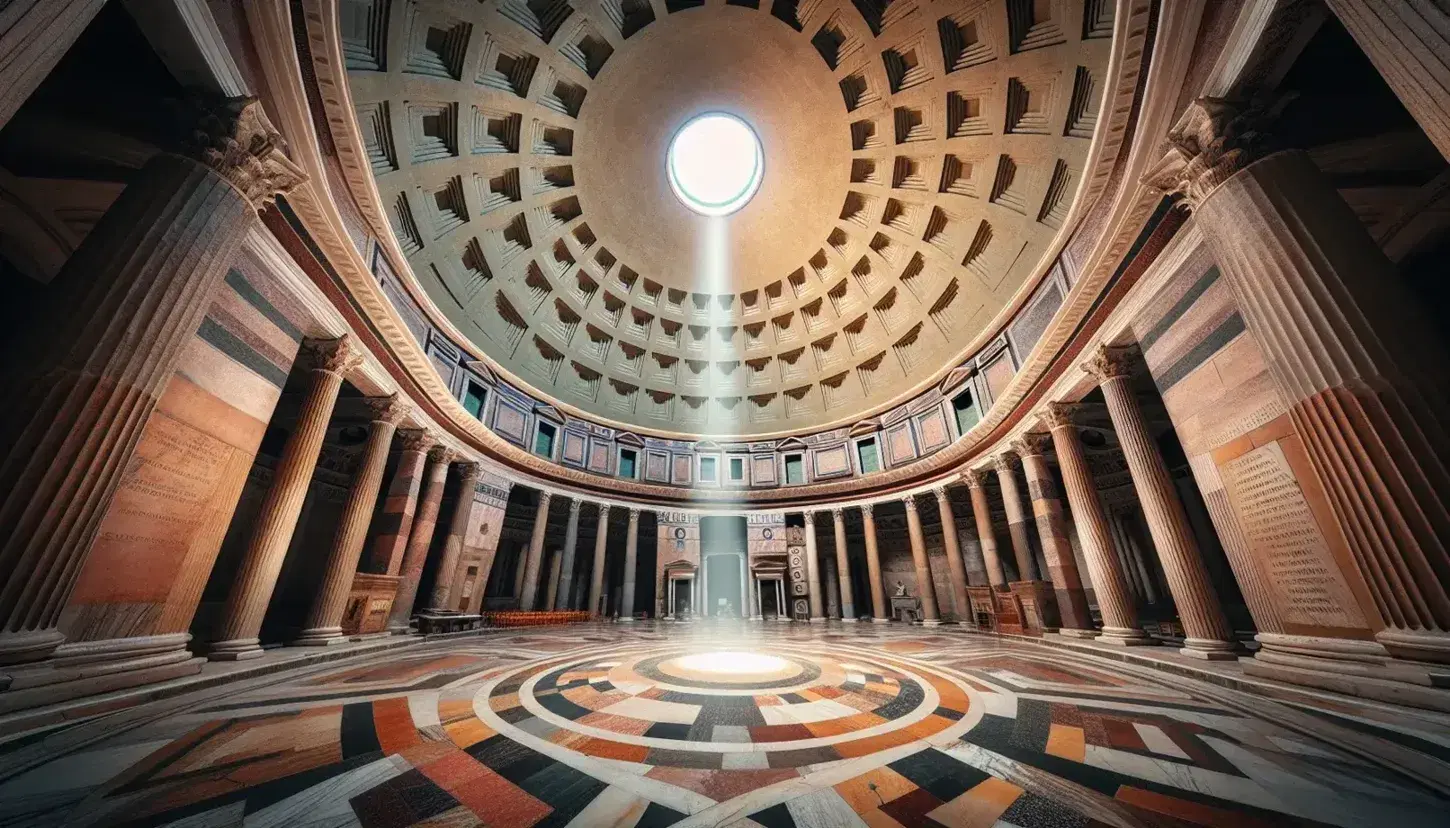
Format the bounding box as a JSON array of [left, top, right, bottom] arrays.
[[533, 421, 556, 458], [784, 454, 805, 485], [699, 456, 717, 482], [619, 448, 637, 478], [462, 381, 487, 418], [953, 388, 980, 434], [857, 438, 880, 473], [729, 456, 744, 481]]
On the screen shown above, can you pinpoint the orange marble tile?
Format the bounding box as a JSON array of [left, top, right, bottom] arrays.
[[928, 777, 1022, 827], [575, 737, 650, 762], [835, 767, 918, 813], [1045, 723, 1086, 762], [444, 718, 494, 749]]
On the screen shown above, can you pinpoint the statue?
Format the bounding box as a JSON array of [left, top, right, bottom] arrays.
[[893, 580, 908, 597]]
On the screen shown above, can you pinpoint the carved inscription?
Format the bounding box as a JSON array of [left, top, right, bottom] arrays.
[[1221, 442, 1366, 630]]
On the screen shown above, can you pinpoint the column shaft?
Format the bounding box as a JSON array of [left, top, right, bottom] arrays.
[[994, 456, 1040, 581], [933, 489, 971, 620], [544, 548, 562, 610], [426, 463, 481, 611], [296, 398, 404, 645], [519, 491, 552, 611], [209, 338, 359, 659], [554, 500, 582, 610], [366, 433, 428, 574], [0, 151, 258, 664], [803, 513, 825, 621], [1197, 149, 1450, 663], [386, 447, 451, 632], [1016, 436, 1093, 631], [619, 509, 639, 621], [1095, 353, 1236, 659], [0, 0, 107, 132], [967, 473, 1008, 589], [1324, 0, 1450, 162], [861, 506, 888, 622], [904, 497, 940, 624], [831, 509, 855, 620], [588, 505, 609, 617], [1046, 405, 1152, 644]]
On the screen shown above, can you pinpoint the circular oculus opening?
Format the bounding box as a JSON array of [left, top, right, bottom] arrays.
[[667, 113, 764, 217]]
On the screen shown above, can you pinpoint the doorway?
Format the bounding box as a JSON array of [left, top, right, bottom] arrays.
[[700, 516, 746, 617]]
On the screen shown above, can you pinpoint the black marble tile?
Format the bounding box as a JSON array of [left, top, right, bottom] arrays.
[[767, 746, 841, 768], [934, 705, 965, 721], [696, 698, 767, 728], [749, 801, 798, 828], [1012, 699, 1052, 752], [340, 702, 381, 759], [467, 734, 553, 784], [537, 691, 594, 721], [644, 722, 693, 741], [497, 705, 535, 725], [393, 769, 459, 821], [873, 678, 924, 721], [636, 800, 688, 827], [998, 791, 1091, 828], [887, 748, 990, 803], [647, 748, 723, 768], [519, 762, 608, 827], [592, 680, 616, 693], [779, 693, 807, 705]]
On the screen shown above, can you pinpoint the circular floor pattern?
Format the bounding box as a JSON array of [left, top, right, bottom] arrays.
[[475, 642, 972, 770]]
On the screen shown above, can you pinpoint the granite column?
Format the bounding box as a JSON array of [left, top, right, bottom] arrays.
[[386, 446, 452, 632], [803, 512, 825, 621], [903, 496, 941, 625], [209, 337, 361, 660], [831, 509, 856, 620], [620, 508, 639, 621], [296, 396, 407, 645], [993, 454, 1040, 581], [966, 470, 1008, 589], [861, 505, 888, 622], [426, 462, 481, 612], [554, 499, 582, 610], [933, 487, 971, 621], [1045, 403, 1153, 645], [518, 490, 552, 611], [1089, 346, 1236, 659], [588, 505, 610, 617], [1015, 433, 1093, 632]]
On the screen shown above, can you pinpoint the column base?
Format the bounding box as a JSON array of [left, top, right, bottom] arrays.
[[1056, 628, 1099, 639], [1376, 628, 1450, 665], [0, 636, 204, 718], [207, 638, 266, 661], [1179, 638, 1240, 661], [840, 617, 859, 623], [749, 615, 764, 621], [1244, 642, 1450, 713], [871, 617, 891, 624], [809, 617, 827, 624], [921, 619, 942, 627], [0, 628, 68, 667], [292, 628, 349, 647], [617, 617, 636, 623], [1096, 627, 1159, 646]]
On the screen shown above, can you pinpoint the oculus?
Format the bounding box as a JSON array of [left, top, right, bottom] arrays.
[[666, 112, 764, 216]]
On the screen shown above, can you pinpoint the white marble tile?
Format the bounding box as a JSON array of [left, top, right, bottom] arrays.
[[784, 788, 869, 828], [722, 752, 772, 770], [759, 699, 858, 726], [245, 756, 403, 828], [602, 696, 701, 725], [563, 784, 651, 828], [1132, 723, 1190, 759], [161, 801, 247, 827], [406, 691, 441, 730]]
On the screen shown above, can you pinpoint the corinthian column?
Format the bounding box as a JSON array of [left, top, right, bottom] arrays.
[[620, 508, 640, 621], [861, 504, 888, 622], [426, 462, 481, 612], [1148, 100, 1450, 664], [554, 499, 582, 610], [518, 490, 552, 611], [932, 487, 971, 621], [966, 470, 1008, 589], [1044, 403, 1153, 645], [993, 454, 1040, 581], [1087, 345, 1236, 659], [832, 508, 856, 620], [903, 496, 941, 625], [588, 505, 610, 617], [0, 97, 305, 665], [209, 337, 362, 660], [1014, 433, 1092, 633], [386, 446, 452, 632], [295, 395, 407, 646], [803, 512, 825, 621]]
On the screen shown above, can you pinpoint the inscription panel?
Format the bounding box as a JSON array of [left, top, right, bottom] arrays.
[[1221, 442, 1367, 630]]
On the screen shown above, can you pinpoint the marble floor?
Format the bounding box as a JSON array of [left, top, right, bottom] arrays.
[[1, 623, 1447, 827]]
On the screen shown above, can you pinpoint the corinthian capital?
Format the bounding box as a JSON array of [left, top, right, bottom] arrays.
[[304, 335, 364, 377], [363, 393, 409, 427], [1041, 402, 1078, 430], [1141, 96, 1289, 209], [187, 96, 307, 209], [964, 467, 992, 489], [1011, 433, 1053, 458], [1082, 345, 1136, 383]]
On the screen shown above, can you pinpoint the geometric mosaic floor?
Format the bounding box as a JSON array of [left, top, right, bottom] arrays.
[[1, 623, 1447, 827]]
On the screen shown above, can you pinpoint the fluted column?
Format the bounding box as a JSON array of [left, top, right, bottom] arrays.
[[1089, 346, 1236, 659], [1044, 403, 1153, 645], [386, 446, 453, 632], [803, 513, 825, 621], [861, 504, 888, 622], [426, 462, 481, 612], [295, 396, 407, 645], [932, 487, 971, 621], [554, 499, 582, 610], [831, 508, 856, 620], [620, 508, 640, 621], [0, 98, 305, 665], [1196, 147, 1450, 663], [966, 470, 1008, 589], [588, 505, 610, 618], [1014, 433, 1093, 633], [993, 454, 1040, 581], [519, 490, 552, 611], [1324, 1, 1450, 162], [209, 337, 361, 660], [0, 1, 107, 133], [903, 496, 941, 625]]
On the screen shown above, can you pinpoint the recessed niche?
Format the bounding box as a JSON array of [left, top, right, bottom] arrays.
[[476, 34, 537, 96], [938, 10, 993, 72], [498, 0, 574, 44], [946, 91, 990, 137], [470, 107, 520, 155], [893, 106, 930, 143]]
